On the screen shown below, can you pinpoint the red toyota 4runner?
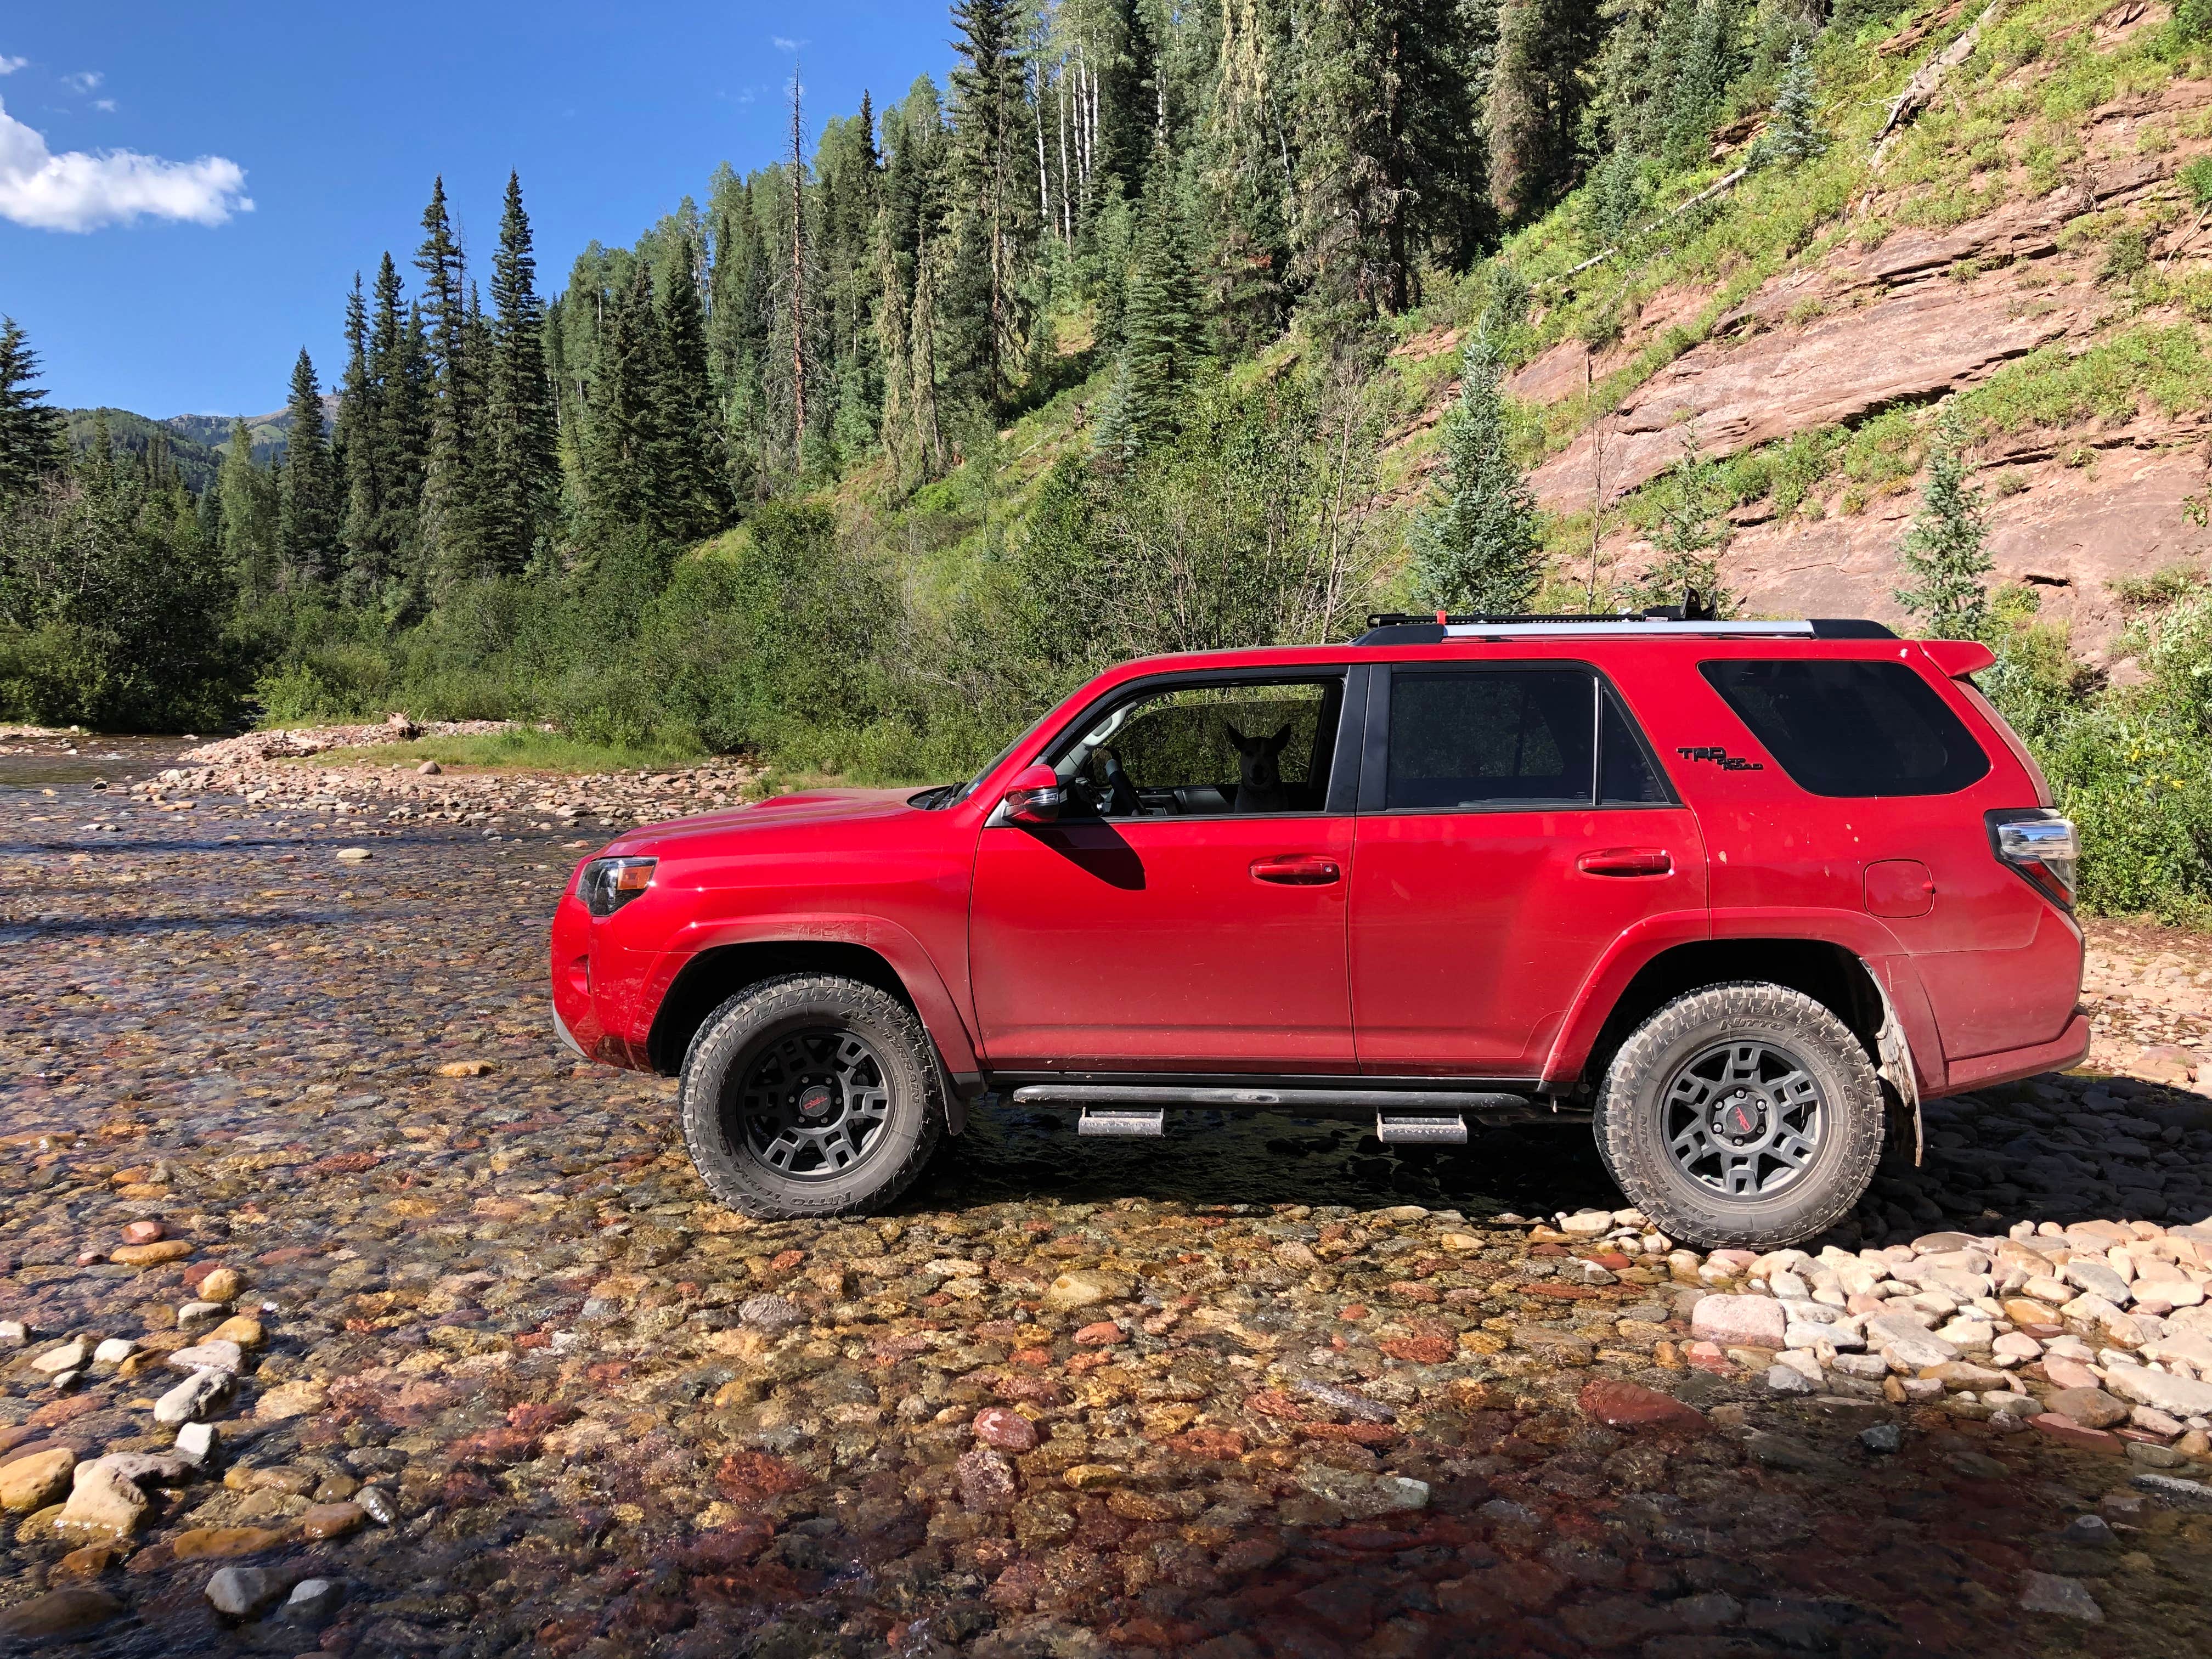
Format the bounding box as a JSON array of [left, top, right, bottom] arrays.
[[549, 614, 2087, 1249]]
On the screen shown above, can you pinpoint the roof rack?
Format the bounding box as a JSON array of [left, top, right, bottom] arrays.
[[1353, 610, 1898, 646]]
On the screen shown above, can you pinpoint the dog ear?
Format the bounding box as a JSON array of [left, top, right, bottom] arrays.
[[1266, 724, 1293, 752], [1224, 724, 1251, 752]]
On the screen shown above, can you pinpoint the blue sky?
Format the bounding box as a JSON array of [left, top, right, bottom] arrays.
[[1, 4, 952, 417]]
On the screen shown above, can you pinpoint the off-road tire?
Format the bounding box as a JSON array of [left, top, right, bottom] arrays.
[[1593, 981, 1883, 1250], [680, 973, 944, 1220]]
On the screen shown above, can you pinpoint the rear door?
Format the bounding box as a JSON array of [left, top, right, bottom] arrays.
[[1347, 662, 1708, 1077]]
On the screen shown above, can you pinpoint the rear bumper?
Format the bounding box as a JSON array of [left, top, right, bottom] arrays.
[[1927, 1009, 2092, 1097]]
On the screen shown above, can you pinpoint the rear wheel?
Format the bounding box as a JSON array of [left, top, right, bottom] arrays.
[[1593, 981, 1882, 1249], [679, 973, 944, 1220]]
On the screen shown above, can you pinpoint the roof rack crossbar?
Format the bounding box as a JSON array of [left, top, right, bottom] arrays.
[[1352, 612, 1896, 645]]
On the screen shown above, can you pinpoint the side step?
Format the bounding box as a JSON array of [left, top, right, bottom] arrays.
[[1011, 1082, 1555, 1127], [1376, 1112, 1468, 1145], [1077, 1107, 1165, 1137]]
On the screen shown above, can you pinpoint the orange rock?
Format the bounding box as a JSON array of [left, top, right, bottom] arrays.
[[296, 1502, 365, 1541], [48, 1544, 115, 1581], [169, 1526, 290, 1560], [110, 1241, 191, 1267], [435, 1059, 496, 1077]]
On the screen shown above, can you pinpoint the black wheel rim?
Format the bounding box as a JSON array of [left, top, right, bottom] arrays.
[[1662, 1039, 1826, 1199], [734, 1026, 892, 1181]]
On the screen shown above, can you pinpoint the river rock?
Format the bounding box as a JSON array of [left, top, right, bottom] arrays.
[[0, 1447, 76, 1512], [253, 1380, 326, 1421], [1866, 1314, 1959, 1369], [0, 1588, 122, 1640], [55, 1457, 151, 1538], [165, 1339, 244, 1374], [1688, 1295, 1787, 1348], [156, 1368, 233, 1426], [206, 1564, 284, 1617], [2018, 1571, 2102, 1622], [1294, 1465, 1431, 1517], [1043, 1269, 1132, 1311], [2103, 1364, 2212, 1419], [2046, 1387, 2129, 1429]]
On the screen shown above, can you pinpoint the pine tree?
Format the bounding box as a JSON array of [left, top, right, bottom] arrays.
[[1629, 437, 1735, 616], [947, 0, 1032, 413], [582, 264, 662, 533], [0, 317, 66, 500], [415, 178, 482, 588], [486, 172, 560, 573], [1487, 0, 1606, 223], [1755, 40, 1825, 166], [1407, 336, 1543, 613], [334, 274, 383, 601], [1096, 146, 1203, 460], [1895, 408, 1992, 640], [1203, 0, 1297, 349], [1295, 0, 1475, 315], [218, 417, 279, 606], [277, 349, 338, 588], [655, 236, 734, 541]]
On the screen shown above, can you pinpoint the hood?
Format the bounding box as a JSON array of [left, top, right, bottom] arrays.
[[603, 787, 933, 854]]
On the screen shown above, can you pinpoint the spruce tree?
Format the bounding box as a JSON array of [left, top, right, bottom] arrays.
[[0, 317, 66, 500], [1407, 336, 1543, 614], [1294, 0, 1475, 315], [486, 172, 560, 573], [582, 265, 661, 533], [1487, 0, 1606, 223], [1756, 40, 1825, 166], [1097, 147, 1203, 460], [415, 177, 482, 588], [655, 236, 735, 541], [1630, 438, 1735, 616], [277, 349, 338, 588], [334, 274, 384, 601], [947, 0, 1031, 413], [1895, 408, 1992, 640], [218, 417, 279, 606]]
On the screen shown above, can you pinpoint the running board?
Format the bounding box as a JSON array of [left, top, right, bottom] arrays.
[[1376, 1112, 1468, 1145], [1077, 1107, 1165, 1137], [1012, 1082, 1551, 1126]]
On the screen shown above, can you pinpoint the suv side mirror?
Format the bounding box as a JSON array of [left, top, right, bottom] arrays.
[[1001, 763, 1065, 825]]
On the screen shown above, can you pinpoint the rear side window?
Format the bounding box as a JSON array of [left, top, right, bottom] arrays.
[[1701, 660, 1991, 797], [1387, 670, 1596, 809]]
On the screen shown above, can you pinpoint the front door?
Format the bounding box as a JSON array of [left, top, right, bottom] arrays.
[[1348, 664, 1708, 1077], [969, 673, 1357, 1073]]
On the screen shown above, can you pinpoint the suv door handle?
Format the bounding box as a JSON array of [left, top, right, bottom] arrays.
[[1251, 855, 1341, 886], [1578, 848, 1673, 877]]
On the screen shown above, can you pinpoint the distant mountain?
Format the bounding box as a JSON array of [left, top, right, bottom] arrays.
[[63, 395, 340, 494]]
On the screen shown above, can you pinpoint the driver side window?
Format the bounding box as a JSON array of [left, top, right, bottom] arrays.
[[1059, 678, 1342, 818]]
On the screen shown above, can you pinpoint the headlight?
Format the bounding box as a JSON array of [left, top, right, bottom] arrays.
[[580, 856, 656, 917]]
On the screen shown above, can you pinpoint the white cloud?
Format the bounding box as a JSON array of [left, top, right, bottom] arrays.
[[0, 96, 251, 232], [772, 36, 806, 51], [61, 70, 100, 94], [92, 99, 115, 113], [0, 56, 27, 76]]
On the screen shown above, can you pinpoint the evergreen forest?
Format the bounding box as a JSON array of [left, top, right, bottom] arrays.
[[10, 0, 2212, 912]]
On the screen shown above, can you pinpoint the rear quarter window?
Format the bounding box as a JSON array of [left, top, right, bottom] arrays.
[[1700, 659, 1991, 798]]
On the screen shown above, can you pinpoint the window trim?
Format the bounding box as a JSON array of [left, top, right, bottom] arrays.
[[1358, 660, 1680, 816], [1025, 665, 1361, 823]]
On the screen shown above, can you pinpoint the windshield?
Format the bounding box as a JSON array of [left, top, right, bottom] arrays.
[[933, 706, 1062, 809]]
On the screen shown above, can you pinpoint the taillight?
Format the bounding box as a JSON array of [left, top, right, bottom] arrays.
[[1987, 809, 2077, 908], [579, 856, 656, 917]]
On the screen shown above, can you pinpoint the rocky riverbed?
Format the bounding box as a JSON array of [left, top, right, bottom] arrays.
[[2, 739, 2211, 1657]]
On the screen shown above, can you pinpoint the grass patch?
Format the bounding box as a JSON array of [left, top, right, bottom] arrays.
[[1961, 325, 2212, 431]]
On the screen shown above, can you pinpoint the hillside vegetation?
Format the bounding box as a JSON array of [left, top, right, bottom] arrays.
[[9, 0, 2212, 913]]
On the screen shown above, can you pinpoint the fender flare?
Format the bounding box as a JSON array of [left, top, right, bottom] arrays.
[[643, 913, 983, 1107]]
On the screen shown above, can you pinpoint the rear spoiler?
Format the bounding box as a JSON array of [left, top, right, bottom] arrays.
[[1919, 640, 1996, 678]]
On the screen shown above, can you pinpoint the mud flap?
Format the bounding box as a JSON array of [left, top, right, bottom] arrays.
[[1872, 992, 1923, 1170]]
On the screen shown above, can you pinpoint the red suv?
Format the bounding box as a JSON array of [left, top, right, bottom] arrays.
[[549, 614, 2086, 1248]]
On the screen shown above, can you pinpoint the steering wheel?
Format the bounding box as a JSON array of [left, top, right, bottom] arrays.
[[1098, 748, 1140, 818]]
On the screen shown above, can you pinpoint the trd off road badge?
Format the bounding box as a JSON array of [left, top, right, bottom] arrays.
[[1677, 745, 1764, 772]]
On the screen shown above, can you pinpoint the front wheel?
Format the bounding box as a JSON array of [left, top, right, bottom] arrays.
[[1593, 982, 1883, 1250], [679, 974, 944, 1220]]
